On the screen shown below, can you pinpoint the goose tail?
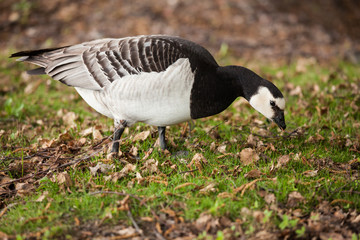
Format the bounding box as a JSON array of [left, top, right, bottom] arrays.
[[10, 46, 67, 75]]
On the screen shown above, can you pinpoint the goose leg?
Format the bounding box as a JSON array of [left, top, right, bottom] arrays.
[[111, 120, 127, 153], [188, 120, 195, 137], [158, 126, 167, 150]]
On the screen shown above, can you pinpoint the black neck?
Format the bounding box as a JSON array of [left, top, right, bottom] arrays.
[[217, 65, 267, 101], [190, 65, 264, 119]]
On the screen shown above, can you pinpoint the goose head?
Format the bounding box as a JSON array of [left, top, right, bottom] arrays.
[[248, 85, 286, 130]]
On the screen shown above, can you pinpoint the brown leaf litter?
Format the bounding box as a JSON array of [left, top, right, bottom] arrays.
[[239, 148, 260, 166], [187, 153, 208, 173]]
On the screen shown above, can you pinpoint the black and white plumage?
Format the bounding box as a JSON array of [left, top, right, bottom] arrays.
[[11, 35, 286, 152]]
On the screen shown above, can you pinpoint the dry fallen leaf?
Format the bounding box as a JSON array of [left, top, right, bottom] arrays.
[[0, 176, 12, 185], [62, 111, 77, 128], [318, 201, 331, 214], [74, 217, 80, 226], [187, 153, 208, 172], [199, 182, 217, 194], [351, 214, 360, 224], [38, 138, 56, 149], [78, 137, 87, 146], [80, 127, 93, 137], [58, 132, 73, 142], [303, 169, 318, 177], [195, 213, 212, 231], [116, 227, 138, 237], [108, 163, 136, 182], [345, 138, 353, 147], [276, 155, 290, 169], [141, 159, 159, 174], [142, 148, 153, 161], [15, 182, 35, 196], [89, 162, 114, 176], [217, 192, 233, 199], [136, 171, 143, 180], [250, 230, 278, 240], [217, 144, 227, 154], [333, 209, 345, 220], [56, 171, 73, 187], [133, 130, 150, 141], [129, 146, 138, 156], [121, 164, 136, 175], [238, 179, 263, 196], [247, 134, 259, 147], [210, 142, 216, 151], [141, 216, 153, 222], [36, 191, 49, 202], [251, 127, 270, 137], [264, 193, 276, 205], [160, 208, 177, 217], [287, 191, 305, 207], [289, 85, 303, 97], [241, 207, 251, 216], [80, 126, 103, 140], [244, 169, 262, 179], [306, 133, 325, 143], [240, 148, 259, 166], [174, 182, 195, 190], [92, 129, 102, 141], [253, 210, 264, 223]]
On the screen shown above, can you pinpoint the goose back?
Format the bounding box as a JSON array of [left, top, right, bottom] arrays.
[[13, 35, 219, 90]]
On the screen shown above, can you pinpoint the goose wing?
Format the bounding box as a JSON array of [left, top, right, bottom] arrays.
[[11, 35, 218, 91]]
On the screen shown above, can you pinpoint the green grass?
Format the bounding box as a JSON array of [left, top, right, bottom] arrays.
[[0, 53, 359, 239]]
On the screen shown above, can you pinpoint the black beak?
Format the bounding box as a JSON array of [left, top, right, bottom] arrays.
[[273, 111, 286, 130]]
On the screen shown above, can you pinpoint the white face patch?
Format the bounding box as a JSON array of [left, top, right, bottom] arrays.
[[276, 98, 285, 110], [249, 86, 285, 120]]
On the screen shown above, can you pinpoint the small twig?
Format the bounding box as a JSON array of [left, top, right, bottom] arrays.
[[178, 168, 198, 174], [206, 121, 226, 134], [251, 128, 301, 140], [0, 154, 36, 162], [282, 128, 302, 139], [328, 181, 354, 199], [127, 209, 144, 237], [154, 230, 167, 240], [252, 132, 273, 139]]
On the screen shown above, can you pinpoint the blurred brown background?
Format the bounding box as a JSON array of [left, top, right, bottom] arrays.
[[1, 0, 359, 63]]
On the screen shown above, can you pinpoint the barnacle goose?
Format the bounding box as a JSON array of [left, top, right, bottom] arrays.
[[11, 35, 286, 152]]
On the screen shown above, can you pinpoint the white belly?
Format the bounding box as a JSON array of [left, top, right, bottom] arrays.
[[74, 87, 114, 118], [90, 58, 195, 126]]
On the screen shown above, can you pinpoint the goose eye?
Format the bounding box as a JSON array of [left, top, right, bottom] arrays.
[[270, 100, 275, 107]]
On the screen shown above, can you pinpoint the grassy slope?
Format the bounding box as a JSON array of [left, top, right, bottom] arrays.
[[0, 53, 359, 239]]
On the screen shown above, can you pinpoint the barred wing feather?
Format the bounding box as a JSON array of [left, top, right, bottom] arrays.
[[11, 36, 191, 90]]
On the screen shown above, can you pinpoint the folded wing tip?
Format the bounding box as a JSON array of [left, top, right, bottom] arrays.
[[27, 67, 46, 75], [16, 56, 29, 61]]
